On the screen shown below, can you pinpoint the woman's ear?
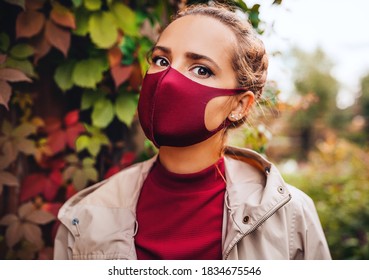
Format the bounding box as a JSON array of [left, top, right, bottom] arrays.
[[228, 91, 255, 122]]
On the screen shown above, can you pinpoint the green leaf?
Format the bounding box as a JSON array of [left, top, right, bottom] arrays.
[[82, 157, 95, 167], [5, 57, 36, 78], [273, 0, 283, 5], [91, 98, 114, 128], [54, 60, 76, 92], [87, 137, 100, 157], [115, 92, 137, 126], [1, 120, 12, 136], [9, 44, 34, 59], [72, 0, 83, 7], [73, 8, 90, 36], [65, 154, 79, 164], [62, 165, 77, 181], [16, 138, 36, 155], [89, 12, 118, 49], [84, 123, 99, 134], [75, 135, 90, 152], [81, 89, 104, 110], [138, 37, 153, 76], [235, 0, 248, 11], [83, 166, 98, 181], [111, 3, 139, 37], [119, 36, 136, 65], [12, 123, 36, 138], [72, 169, 87, 190], [84, 0, 101, 11], [0, 33, 10, 52], [95, 131, 109, 145], [72, 58, 105, 88]]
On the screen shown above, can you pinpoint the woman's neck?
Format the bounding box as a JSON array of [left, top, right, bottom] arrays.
[[158, 130, 226, 174]]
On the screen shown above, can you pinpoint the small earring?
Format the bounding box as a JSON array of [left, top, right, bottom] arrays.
[[229, 113, 242, 121]]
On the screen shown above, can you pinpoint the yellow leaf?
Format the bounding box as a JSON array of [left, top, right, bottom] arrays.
[[18, 202, 35, 219], [26, 209, 55, 225], [6, 221, 23, 248], [22, 222, 44, 249], [0, 214, 18, 226]]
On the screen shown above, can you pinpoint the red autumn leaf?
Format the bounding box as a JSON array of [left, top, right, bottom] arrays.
[[30, 31, 52, 64], [0, 54, 7, 64], [38, 156, 65, 170], [47, 129, 66, 155], [111, 64, 133, 88], [16, 10, 45, 39], [65, 184, 77, 200], [108, 46, 122, 68], [128, 63, 143, 91], [20, 173, 47, 202], [104, 165, 120, 179], [42, 202, 62, 217], [44, 20, 70, 57], [0, 68, 32, 82], [46, 113, 84, 154], [120, 152, 136, 167], [0, 80, 11, 110], [43, 117, 62, 134], [49, 169, 63, 186], [26, 0, 45, 10], [49, 158, 66, 170], [43, 183, 59, 201], [20, 172, 62, 202], [50, 3, 76, 29], [64, 110, 79, 126], [66, 123, 85, 150], [43, 170, 62, 201]]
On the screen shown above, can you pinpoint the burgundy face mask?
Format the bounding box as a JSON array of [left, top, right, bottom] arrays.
[[138, 66, 245, 147]]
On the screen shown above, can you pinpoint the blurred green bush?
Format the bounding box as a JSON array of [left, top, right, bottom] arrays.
[[283, 137, 369, 259]]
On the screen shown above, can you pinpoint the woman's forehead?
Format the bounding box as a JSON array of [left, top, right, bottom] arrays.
[[157, 15, 236, 62]]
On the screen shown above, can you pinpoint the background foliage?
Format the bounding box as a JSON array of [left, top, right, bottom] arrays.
[[273, 47, 369, 260], [284, 137, 369, 259]]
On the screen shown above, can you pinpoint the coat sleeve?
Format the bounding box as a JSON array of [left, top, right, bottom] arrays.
[[53, 223, 72, 260], [290, 188, 331, 260]]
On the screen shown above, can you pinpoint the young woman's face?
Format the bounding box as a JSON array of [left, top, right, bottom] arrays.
[[148, 15, 239, 131]]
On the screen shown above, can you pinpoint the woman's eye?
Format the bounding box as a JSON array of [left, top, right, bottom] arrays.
[[192, 66, 213, 78], [152, 57, 169, 67]]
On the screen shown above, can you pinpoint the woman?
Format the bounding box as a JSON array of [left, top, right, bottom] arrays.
[[54, 4, 331, 260]]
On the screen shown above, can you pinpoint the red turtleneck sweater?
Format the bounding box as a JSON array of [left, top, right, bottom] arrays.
[[135, 157, 226, 260]]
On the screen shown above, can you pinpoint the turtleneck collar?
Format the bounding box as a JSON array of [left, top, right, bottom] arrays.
[[149, 157, 226, 193]]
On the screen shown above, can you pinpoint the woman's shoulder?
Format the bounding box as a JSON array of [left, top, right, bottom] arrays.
[[58, 156, 156, 217], [284, 183, 320, 219], [224, 146, 317, 214]]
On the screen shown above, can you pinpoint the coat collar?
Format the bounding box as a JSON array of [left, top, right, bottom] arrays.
[[58, 146, 291, 255], [222, 147, 291, 258]]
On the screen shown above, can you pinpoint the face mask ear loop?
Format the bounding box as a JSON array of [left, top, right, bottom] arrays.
[[149, 66, 172, 148]]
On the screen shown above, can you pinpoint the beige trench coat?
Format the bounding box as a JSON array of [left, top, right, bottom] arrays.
[[53, 147, 331, 260]]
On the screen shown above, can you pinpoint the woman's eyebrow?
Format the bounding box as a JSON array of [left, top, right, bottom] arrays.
[[151, 46, 221, 71], [185, 52, 221, 71], [152, 45, 171, 54]]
